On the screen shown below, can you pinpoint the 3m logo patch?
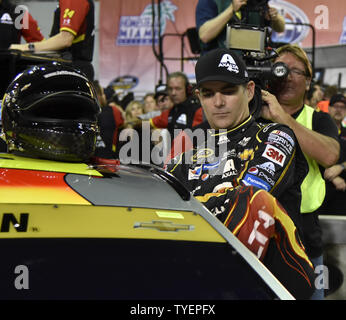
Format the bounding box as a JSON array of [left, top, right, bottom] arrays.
[[262, 144, 286, 166]]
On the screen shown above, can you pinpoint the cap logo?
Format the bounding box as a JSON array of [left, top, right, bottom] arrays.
[[218, 54, 239, 74]]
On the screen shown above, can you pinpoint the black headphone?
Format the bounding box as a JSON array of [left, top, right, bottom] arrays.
[[249, 85, 263, 120]]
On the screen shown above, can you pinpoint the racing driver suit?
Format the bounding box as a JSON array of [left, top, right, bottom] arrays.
[[166, 115, 315, 299]]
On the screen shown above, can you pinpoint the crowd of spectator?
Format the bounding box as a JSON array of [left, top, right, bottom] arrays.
[[1, 0, 346, 300]]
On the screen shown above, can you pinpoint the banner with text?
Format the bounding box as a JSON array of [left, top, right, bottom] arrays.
[[99, 0, 346, 93]]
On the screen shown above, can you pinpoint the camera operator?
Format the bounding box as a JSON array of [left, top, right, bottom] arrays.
[[261, 44, 340, 300], [196, 0, 285, 55]]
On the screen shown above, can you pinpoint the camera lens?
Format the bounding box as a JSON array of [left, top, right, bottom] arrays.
[[272, 62, 289, 78]]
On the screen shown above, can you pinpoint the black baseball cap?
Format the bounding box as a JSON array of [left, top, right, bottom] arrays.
[[154, 90, 168, 101], [195, 48, 249, 87], [329, 93, 346, 106]]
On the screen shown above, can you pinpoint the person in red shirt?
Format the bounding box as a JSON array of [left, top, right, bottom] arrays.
[[0, 0, 44, 100], [10, 0, 95, 80], [0, 0, 43, 49]]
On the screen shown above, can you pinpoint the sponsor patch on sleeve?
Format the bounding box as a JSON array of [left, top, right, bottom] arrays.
[[243, 174, 271, 191], [262, 144, 286, 167], [271, 130, 295, 147], [267, 131, 295, 155]]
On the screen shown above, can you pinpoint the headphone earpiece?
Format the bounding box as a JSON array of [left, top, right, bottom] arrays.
[[186, 82, 192, 96]]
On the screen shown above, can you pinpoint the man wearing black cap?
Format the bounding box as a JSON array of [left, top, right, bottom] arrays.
[[328, 93, 346, 145], [325, 94, 346, 181], [319, 94, 346, 214], [166, 48, 315, 299]]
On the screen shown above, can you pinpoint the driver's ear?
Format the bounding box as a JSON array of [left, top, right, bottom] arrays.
[[246, 81, 255, 103]]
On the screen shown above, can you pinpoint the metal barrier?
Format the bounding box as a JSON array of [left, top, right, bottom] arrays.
[[319, 215, 346, 299]]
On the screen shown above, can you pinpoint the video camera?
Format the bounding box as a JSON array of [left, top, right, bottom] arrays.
[[225, 0, 289, 117], [227, 0, 289, 84], [226, 23, 288, 87]]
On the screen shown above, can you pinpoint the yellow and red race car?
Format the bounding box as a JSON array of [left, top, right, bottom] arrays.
[[0, 153, 293, 300]]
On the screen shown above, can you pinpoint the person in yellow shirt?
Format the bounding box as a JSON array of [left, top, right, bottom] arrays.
[[261, 44, 340, 299]]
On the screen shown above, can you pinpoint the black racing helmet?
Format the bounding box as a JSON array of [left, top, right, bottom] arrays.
[[1, 62, 101, 162]]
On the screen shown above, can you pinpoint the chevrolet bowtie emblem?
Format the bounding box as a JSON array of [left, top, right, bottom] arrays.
[[134, 220, 195, 232]]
